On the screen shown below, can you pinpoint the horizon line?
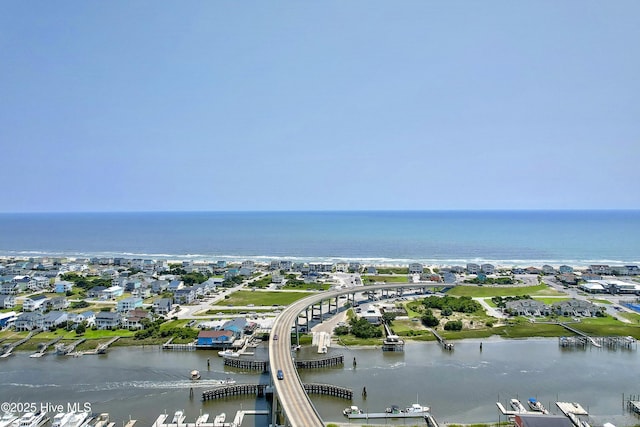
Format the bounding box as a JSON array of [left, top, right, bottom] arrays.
[[2, 208, 640, 215]]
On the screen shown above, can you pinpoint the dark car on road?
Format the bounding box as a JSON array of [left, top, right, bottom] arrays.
[[277, 369, 284, 380]]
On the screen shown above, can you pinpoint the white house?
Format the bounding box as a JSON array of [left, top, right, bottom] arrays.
[[466, 263, 480, 274], [409, 263, 424, 275], [22, 295, 49, 312]]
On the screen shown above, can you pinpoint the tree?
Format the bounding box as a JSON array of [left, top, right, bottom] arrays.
[[421, 313, 439, 327], [382, 312, 397, 324], [75, 323, 86, 335], [444, 320, 463, 331]]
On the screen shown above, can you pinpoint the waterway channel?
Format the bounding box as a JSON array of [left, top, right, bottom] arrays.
[[1, 338, 639, 426]]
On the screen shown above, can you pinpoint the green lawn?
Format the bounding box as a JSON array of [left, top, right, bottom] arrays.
[[589, 299, 613, 304], [282, 283, 331, 291], [213, 290, 314, 307], [362, 275, 409, 284], [447, 284, 566, 298]]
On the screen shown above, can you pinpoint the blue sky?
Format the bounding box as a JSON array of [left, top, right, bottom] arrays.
[[1, 1, 638, 212]]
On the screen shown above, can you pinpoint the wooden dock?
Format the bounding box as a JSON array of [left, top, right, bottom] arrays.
[[30, 336, 62, 357], [0, 329, 40, 358], [428, 328, 453, 350], [83, 336, 120, 355], [56, 338, 86, 355], [304, 383, 352, 399]]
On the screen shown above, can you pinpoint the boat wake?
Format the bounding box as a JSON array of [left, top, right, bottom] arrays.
[[76, 379, 234, 391]]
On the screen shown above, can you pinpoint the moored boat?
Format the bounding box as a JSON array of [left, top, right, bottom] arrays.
[[18, 412, 48, 427], [527, 398, 548, 413], [190, 370, 201, 380], [343, 406, 363, 416]]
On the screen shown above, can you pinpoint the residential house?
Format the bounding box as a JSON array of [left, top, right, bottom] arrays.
[[101, 268, 120, 280], [239, 267, 254, 277], [557, 273, 578, 285], [348, 262, 362, 273], [153, 298, 172, 315], [559, 265, 574, 274], [216, 260, 227, 268], [542, 265, 556, 275], [505, 299, 550, 316], [48, 296, 69, 311], [552, 299, 601, 317], [31, 276, 50, 290], [173, 288, 195, 304], [54, 280, 74, 293], [102, 285, 124, 300], [480, 264, 495, 274], [466, 263, 480, 274], [222, 318, 248, 339], [42, 311, 68, 330], [241, 260, 255, 269], [626, 265, 640, 275], [0, 295, 16, 309], [196, 330, 234, 347], [168, 280, 184, 292], [366, 266, 378, 275], [0, 311, 17, 329], [22, 295, 49, 312], [360, 306, 382, 325], [589, 265, 611, 275], [525, 267, 541, 275], [117, 297, 143, 312], [309, 262, 333, 273], [95, 311, 122, 330], [151, 280, 169, 294], [610, 266, 630, 276], [409, 263, 424, 275], [224, 269, 239, 280], [580, 281, 607, 294], [442, 272, 457, 284], [123, 308, 152, 329], [0, 282, 18, 295], [124, 280, 141, 293], [87, 286, 107, 299], [14, 312, 44, 331], [71, 311, 96, 326]]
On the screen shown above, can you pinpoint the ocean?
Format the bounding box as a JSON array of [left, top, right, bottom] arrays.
[[0, 210, 639, 266]]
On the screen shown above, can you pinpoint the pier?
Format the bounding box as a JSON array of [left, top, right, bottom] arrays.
[[382, 324, 404, 351], [152, 410, 269, 427], [303, 383, 352, 399], [0, 329, 40, 358], [428, 328, 453, 350], [558, 325, 636, 350], [56, 338, 86, 355], [162, 337, 196, 351], [30, 336, 62, 357], [83, 336, 120, 355]]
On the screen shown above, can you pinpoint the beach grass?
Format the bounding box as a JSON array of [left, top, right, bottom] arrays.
[[213, 290, 314, 307], [446, 284, 565, 298]]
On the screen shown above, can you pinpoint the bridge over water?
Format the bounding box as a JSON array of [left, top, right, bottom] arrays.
[[268, 282, 445, 426]]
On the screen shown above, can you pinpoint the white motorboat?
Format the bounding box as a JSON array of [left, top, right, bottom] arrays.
[[404, 403, 430, 414], [220, 377, 236, 385], [18, 412, 48, 427], [171, 411, 185, 425], [212, 413, 225, 427], [343, 406, 363, 416], [0, 413, 18, 427], [52, 413, 73, 427], [217, 349, 239, 358], [190, 370, 201, 380], [64, 412, 88, 427]]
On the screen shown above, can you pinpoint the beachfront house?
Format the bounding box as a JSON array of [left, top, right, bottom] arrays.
[[466, 263, 480, 274], [14, 312, 44, 331], [54, 280, 74, 293], [196, 330, 234, 347], [559, 265, 574, 274], [409, 263, 424, 274], [589, 265, 611, 275], [95, 311, 122, 329], [0, 295, 16, 309], [481, 264, 495, 274], [542, 265, 556, 275], [117, 297, 143, 312]]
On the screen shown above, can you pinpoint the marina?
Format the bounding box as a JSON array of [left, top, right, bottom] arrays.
[[151, 410, 269, 427]]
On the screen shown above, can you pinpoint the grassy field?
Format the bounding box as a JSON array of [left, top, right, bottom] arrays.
[[362, 275, 409, 284], [213, 290, 314, 307], [447, 284, 565, 298]]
